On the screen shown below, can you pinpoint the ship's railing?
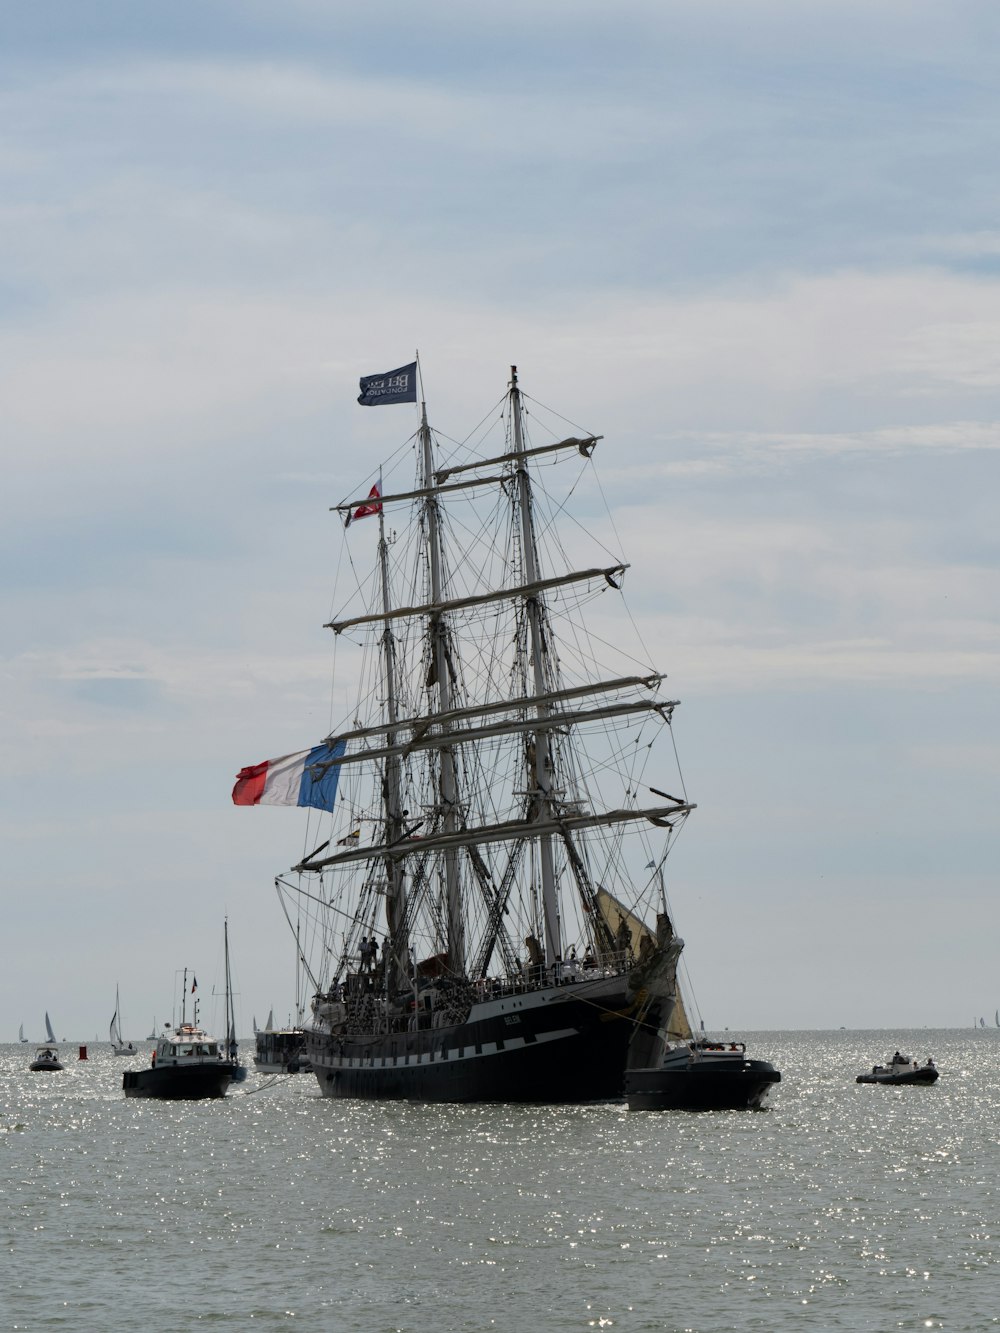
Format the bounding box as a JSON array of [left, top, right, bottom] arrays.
[[312, 949, 635, 1035], [476, 949, 634, 1000]]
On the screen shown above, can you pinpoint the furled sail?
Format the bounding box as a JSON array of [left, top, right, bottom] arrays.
[[596, 887, 693, 1042]]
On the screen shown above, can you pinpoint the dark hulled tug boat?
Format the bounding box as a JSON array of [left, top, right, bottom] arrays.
[[123, 1024, 232, 1100], [122, 970, 232, 1100], [623, 925, 781, 1111], [625, 1041, 782, 1111]]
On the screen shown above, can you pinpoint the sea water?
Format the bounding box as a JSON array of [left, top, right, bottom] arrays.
[[2, 1030, 998, 1332]]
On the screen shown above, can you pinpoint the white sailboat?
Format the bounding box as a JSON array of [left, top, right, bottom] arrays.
[[18, 1023, 28, 1043], [223, 919, 248, 1082], [110, 986, 137, 1055]]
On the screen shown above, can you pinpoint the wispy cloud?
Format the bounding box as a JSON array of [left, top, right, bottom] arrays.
[[2, 0, 1000, 1031]]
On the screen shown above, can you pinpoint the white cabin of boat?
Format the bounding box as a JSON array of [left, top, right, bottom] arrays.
[[153, 1023, 224, 1068]]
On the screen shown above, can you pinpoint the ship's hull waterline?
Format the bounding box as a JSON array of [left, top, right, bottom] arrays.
[[307, 974, 637, 1103]]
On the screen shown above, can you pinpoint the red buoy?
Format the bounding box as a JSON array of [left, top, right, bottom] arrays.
[[78, 1045, 88, 1060]]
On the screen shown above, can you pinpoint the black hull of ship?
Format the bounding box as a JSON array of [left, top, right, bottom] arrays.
[[122, 1064, 233, 1100], [308, 976, 635, 1103], [626, 1059, 781, 1111]]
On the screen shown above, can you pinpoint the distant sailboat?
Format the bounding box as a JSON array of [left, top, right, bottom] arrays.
[[223, 919, 248, 1083], [995, 1010, 999, 1028], [110, 985, 136, 1055], [18, 1023, 28, 1043], [44, 1012, 57, 1044], [147, 1018, 157, 1040]]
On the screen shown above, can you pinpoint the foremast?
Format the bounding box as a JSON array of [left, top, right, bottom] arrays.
[[375, 475, 411, 999]]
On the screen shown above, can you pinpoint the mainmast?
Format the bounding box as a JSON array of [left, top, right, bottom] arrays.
[[419, 401, 465, 977], [510, 367, 560, 965], [376, 485, 410, 996]]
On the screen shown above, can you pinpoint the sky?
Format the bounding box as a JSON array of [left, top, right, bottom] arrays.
[[3, 0, 999, 1040]]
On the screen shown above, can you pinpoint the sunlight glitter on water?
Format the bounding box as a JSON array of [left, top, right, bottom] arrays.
[[2, 1032, 999, 1331]]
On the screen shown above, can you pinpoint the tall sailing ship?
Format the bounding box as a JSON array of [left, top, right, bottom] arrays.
[[235, 362, 702, 1103]]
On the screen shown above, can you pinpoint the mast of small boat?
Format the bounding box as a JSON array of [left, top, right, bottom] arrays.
[[418, 393, 465, 976], [224, 918, 237, 1060], [509, 366, 561, 966], [180, 967, 188, 1028], [294, 915, 303, 1024], [375, 471, 410, 1000]]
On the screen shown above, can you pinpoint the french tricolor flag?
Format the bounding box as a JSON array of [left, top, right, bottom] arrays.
[[232, 740, 347, 812]]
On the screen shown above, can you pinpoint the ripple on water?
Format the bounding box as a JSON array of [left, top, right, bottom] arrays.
[[2, 1033, 999, 1330]]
